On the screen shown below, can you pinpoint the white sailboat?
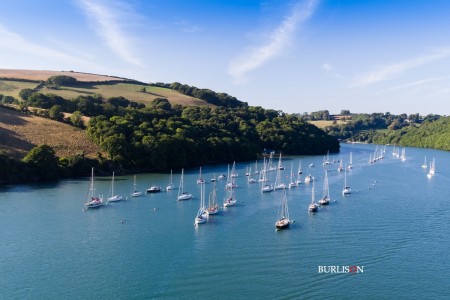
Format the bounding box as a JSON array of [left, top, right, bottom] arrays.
[[247, 167, 257, 184], [107, 172, 123, 202], [166, 169, 175, 190], [254, 160, 259, 175], [194, 182, 208, 225], [308, 181, 318, 213], [337, 158, 344, 173], [177, 168, 192, 201], [318, 171, 330, 206], [84, 168, 104, 209], [231, 162, 239, 178], [131, 175, 142, 197], [400, 148, 406, 161], [427, 158, 435, 178], [288, 163, 297, 189], [275, 188, 290, 230], [421, 156, 427, 169], [322, 150, 331, 166], [225, 163, 238, 189], [342, 167, 351, 195], [206, 181, 219, 215], [304, 174, 313, 183], [347, 152, 353, 169], [196, 166, 205, 184], [223, 176, 237, 207], [274, 154, 286, 190], [260, 159, 273, 192]]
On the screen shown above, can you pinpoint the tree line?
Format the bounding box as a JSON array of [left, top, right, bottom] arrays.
[[0, 82, 339, 184]]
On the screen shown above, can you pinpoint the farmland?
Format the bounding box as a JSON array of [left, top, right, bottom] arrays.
[[0, 106, 101, 159]]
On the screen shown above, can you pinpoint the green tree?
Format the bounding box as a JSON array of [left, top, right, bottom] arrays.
[[19, 88, 35, 101], [23, 145, 59, 180], [49, 105, 64, 121], [70, 111, 84, 127]]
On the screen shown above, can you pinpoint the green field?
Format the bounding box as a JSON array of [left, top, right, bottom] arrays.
[[309, 120, 346, 128], [0, 80, 39, 98], [38, 83, 209, 107]]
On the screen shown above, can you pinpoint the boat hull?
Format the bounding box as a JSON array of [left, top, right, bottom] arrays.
[[275, 219, 290, 230], [177, 194, 192, 201]]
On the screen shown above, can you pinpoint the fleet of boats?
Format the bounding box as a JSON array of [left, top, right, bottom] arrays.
[[84, 147, 437, 228]]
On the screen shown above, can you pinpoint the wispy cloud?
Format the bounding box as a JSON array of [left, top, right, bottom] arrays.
[[174, 20, 201, 33], [76, 0, 143, 66], [382, 76, 450, 92], [352, 48, 450, 87], [321, 63, 332, 71], [0, 24, 88, 64], [228, 0, 319, 83]]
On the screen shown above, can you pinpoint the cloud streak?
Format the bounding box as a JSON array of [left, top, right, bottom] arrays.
[[352, 48, 450, 87], [76, 0, 142, 66], [0, 24, 88, 64], [228, 0, 318, 83]]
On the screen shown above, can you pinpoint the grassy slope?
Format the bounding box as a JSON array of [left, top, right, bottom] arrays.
[[0, 69, 210, 107], [0, 80, 40, 98], [0, 106, 102, 159], [309, 120, 346, 128], [38, 83, 210, 107], [0, 69, 213, 159]]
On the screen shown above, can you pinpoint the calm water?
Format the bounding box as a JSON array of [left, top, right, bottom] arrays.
[[1, 143, 449, 299]]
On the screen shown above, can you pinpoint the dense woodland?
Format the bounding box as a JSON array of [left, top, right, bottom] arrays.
[[322, 112, 442, 142], [0, 76, 339, 184]]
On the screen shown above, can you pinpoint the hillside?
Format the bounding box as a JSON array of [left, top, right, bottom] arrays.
[[0, 69, 211, 107], [372, 116, 450, 150], [0, 106, 101, 159], [0, 69, 127, 82]]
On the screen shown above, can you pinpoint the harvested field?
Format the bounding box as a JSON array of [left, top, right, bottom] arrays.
[[309, 120, 346, 129], [0, 69, 127, 82], [0, 106, 101, 159]]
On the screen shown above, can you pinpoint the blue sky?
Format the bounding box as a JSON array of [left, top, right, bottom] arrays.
[[1, 0, 450, 115]]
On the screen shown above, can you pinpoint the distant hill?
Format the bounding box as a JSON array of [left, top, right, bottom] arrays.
[[0, 106, 101, 159], [372, 116, 450, 151], [0, 69, 210, 107], [0, 69, 127, 82]]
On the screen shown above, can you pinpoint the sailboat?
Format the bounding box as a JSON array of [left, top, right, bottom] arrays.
[[131, 175, 142, 197], [107, 172, 123, 202], [247, 167, 257, 184], [274, 154, 286, 190], [230, 161, 239, 178], [304, 174, 313, 183], [225, 163, 238, 190], [298, 160, 303, 175], [427, 158, 435, 178], [254, 160, 259, 175], [194, 182, 208, 225], [347, 152, 353, 169], [206, 181, 219, 215], [177, 168, 192, 201], [166, 169, 175, 190], [318, 171, 330, 206], [421, 156, 428, 169], [308, 181, 318, 213], [400, 148, 406, 161], [337, 158, 344, 173], [275, 188, 290, 230], [84, 168, 104, 209], [223, 177, 237, 207], [288, 163, 297, 189], [322, 150, 331, 166], [196, 166, 205, 184], [342, 167, 351, 195]]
